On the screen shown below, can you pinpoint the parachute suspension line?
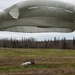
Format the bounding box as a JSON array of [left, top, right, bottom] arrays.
[[45, 0, 48, 32], [52, 2, 57, 32]]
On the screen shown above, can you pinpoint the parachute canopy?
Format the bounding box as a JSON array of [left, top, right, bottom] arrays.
[[0, 0, 75, 33]]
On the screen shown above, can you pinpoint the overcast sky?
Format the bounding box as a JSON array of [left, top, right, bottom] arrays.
[[0, 0, 75, 41]]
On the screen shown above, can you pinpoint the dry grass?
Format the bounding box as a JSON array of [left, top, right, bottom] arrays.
[[0, 48, 75, 75]]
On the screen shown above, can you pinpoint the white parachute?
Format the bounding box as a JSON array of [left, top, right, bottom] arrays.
[[0, 0, 75, 33]]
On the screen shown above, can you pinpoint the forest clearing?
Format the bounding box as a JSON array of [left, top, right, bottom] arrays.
[[0, 48, 75, 75]]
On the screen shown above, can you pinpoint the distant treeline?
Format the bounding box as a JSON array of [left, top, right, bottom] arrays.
[[0, 37, 75, 49]]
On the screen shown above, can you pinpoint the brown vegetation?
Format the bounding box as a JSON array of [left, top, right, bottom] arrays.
[[0, 48, 75, 75], [0, 56, 75, 75], [0, 37, 75, 49]]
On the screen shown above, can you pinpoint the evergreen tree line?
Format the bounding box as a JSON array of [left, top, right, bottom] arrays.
[[0, 37, 75, 49]]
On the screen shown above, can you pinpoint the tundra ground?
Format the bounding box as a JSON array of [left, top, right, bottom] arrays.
[[0, 48, 75, 75]]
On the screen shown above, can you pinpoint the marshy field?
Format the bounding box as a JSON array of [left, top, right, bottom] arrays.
[[0, 48, 75, 75]]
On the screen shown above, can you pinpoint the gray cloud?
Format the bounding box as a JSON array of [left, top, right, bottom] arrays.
[[0, 0, 25, 11]]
